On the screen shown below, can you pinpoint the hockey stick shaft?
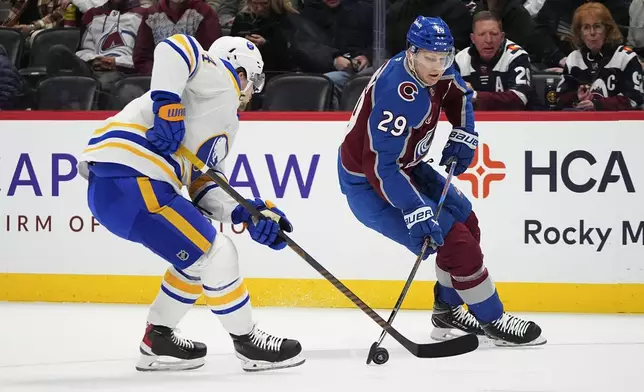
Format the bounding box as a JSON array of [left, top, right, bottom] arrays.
[[371, 161, 457, 349], [179, 146, 478, 358]]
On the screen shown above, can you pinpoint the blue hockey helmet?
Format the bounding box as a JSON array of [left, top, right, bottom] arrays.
[[407, 16, 454, 53], [406, 16, 455, 71]]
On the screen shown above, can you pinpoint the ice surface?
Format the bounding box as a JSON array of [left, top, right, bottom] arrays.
[[0, 303, 642, 392]]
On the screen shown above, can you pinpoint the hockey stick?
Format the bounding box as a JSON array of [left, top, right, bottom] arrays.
[[178, 146, 479, 359], [366, 160, 456, 365]]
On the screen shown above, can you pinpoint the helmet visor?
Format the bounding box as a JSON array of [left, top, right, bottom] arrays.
[[412, 48, 455, 71]]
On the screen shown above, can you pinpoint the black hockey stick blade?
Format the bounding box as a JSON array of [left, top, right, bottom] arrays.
[[179, 146, 480, 359]]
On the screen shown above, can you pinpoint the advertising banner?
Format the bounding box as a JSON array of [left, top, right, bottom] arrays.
[[1, 112, 643, 312]]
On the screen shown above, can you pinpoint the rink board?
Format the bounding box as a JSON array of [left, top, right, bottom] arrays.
[[1, 111, 644, 313]]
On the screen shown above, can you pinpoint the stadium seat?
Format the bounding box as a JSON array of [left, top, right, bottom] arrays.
[[36, 76, 99, 110], [339, 75, 371, 111], [0, 27, 23, 67], [261, 73, 333, 111], [20, 28, 81, 74], [109, 76, 152, 109]]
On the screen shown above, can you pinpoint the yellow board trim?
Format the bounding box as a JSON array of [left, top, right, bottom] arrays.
[[1, 273, 643, 313], [163, 270, 202, 295], [136, 178, 212, 253], [205, 282, 248, 307], [84, 142, 182, 189]]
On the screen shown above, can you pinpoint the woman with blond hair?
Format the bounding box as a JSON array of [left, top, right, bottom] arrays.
[[556, 2, 644, 111]]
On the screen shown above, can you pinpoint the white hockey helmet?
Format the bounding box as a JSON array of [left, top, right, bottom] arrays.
[[208, 36, 265, 95]]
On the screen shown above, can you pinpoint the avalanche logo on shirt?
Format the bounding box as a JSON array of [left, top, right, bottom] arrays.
[[405, 130, 435, 169], [398, 81, 419, 102]]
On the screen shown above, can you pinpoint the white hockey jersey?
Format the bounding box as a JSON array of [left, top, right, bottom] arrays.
[[79, 33, 242, 222]]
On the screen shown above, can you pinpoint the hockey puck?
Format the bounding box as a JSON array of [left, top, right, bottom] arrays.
[[372, 347, 389, 365]]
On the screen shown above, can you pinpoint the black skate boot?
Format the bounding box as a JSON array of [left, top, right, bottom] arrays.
[[231, 325, 305, 372], [136, 324, 207, 371], [481, 313, 547, 347], [430, 283, 485, 341]]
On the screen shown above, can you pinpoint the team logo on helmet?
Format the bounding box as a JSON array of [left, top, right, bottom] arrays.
[[398, 81, 419, 102], [247, 41, 255, 50]]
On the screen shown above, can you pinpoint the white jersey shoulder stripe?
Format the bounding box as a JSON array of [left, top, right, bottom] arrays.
[[163, 34, 200, 78]]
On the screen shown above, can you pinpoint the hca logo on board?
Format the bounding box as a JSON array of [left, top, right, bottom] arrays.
[[458, 143, 506, 199]]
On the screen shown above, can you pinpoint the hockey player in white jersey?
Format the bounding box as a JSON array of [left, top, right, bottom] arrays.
[[78, 34, 305, 372]]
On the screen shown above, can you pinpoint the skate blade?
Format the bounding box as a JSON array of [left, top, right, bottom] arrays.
[[493, 335, 548, 347], [236, 353, 306, 372], [431, 327, 489, 343], [135, 354, 205, 372]]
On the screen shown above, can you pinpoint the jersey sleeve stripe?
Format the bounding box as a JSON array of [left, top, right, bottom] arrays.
[[84, 141, 182, 189], [171, 34, 196, 75], [88, 129, 183, 182], [162, 37, 193, 75], [186, 35, 201, 78], [193, 184, 219, 205]]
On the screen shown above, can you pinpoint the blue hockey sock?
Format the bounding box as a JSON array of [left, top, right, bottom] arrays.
[[467, 290, 504, 323], [437, 283, 464, 307]]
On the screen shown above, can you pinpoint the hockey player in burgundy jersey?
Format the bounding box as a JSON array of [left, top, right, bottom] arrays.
[[454, 11, 534, 111], [338, 16, 546, 347]]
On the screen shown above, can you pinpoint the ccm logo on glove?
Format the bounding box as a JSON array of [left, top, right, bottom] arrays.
[[404, 206, 435, 229], [449, 129, 478, 149]]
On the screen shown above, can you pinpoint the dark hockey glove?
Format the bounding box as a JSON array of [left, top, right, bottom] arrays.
[[404, 204, 444, 260], [440, 128, 478, 176]]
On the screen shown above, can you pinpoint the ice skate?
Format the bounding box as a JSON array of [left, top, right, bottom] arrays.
[[136, 324, 207, 371], [231, 325, 305, 372], [481, 313, 547, 347], [430, 283, 486, 341]]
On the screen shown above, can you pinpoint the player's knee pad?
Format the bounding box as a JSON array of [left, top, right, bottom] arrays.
[[464, 211, 480, 243], [436, 221, 483, 279], [184, 234, 239, 286]]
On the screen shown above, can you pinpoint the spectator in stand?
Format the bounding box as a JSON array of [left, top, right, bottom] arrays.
[[468, 0, 553, 72], [208, 0, 245, 31], [0, 44, 22, 109], [533, 0, 630, 71], [556, 2, 644, 111], [2, 0, 68, 46], [454, 11, 533, 110], [386, 0, 472, 54], [133, 0, 222, 75], [299, 0, 372, 109], [628, 0, 644, 58], [46, 0, 143, 96], [230, 0, 296, 73]]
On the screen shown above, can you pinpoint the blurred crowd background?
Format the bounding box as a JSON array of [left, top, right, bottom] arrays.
[[0, 0, 643, 111]]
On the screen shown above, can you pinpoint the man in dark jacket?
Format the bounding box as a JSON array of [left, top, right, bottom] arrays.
[[387, 0, 472, 55], [0, 44, 22, 110], [299, 0, 373, 109]]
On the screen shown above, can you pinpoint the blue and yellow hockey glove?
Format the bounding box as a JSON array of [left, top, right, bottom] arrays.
[[231, 198, 293, 250], [146, 91, 186, 155]]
